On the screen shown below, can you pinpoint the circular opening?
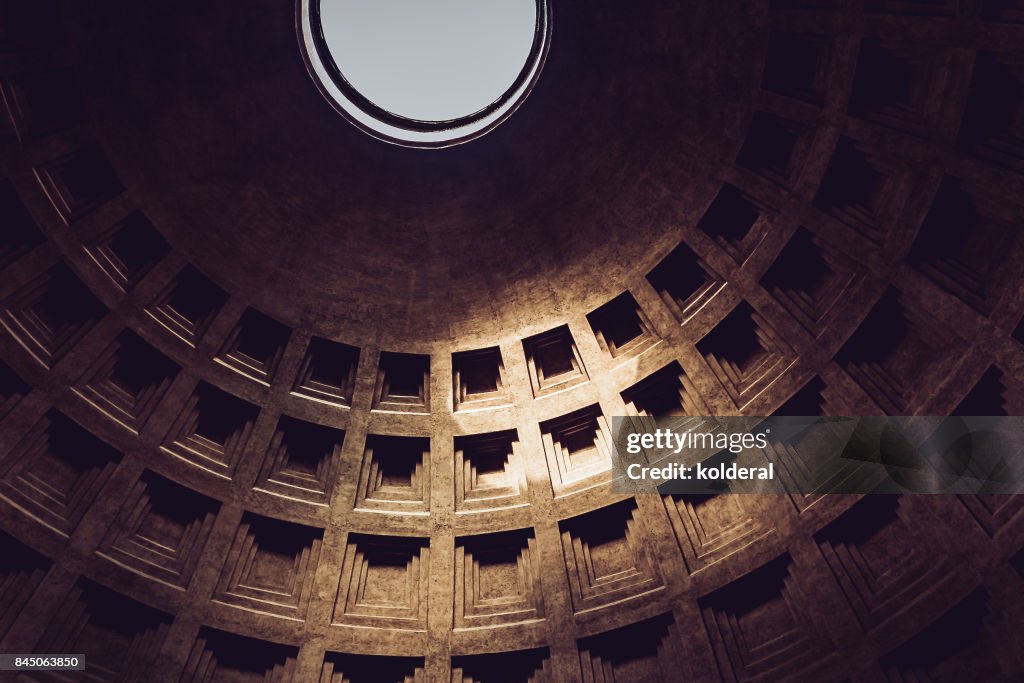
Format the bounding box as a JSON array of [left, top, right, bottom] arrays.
[[299, 0, 551, 148]]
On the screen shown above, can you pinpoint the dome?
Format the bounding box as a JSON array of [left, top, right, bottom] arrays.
[[0, 0, 1022, 680]]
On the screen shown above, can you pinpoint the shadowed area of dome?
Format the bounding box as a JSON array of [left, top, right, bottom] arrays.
[[63, 0, 755, 346]]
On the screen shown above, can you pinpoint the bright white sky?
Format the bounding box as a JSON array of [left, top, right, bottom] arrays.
[[319, 0, 537, 122]]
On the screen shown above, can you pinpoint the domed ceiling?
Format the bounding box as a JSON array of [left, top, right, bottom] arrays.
[[63, 0, 761, 345], [0, 0, 1022, 681]]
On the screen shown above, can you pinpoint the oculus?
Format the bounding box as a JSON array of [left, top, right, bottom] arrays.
[[298, 0, 551, 148]]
